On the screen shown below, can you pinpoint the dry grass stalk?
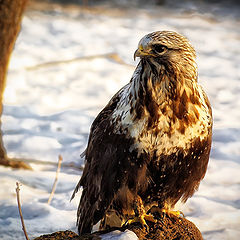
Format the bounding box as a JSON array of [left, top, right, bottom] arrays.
[[47, 155, 63, 204], [16, 182, 30, 240]]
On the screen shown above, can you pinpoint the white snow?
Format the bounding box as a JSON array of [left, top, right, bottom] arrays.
[[101, 230, 138, 240], [1, 2, 240, 240]]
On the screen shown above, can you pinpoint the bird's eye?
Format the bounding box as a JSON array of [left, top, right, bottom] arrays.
[[153, 44, 167, 54]]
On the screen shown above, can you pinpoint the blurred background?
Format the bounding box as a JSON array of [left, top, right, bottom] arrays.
[[0, 0, 239, 239]]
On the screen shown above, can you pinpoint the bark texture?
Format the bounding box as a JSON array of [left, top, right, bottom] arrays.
[[33, 214, 203, 240], [0, 0, 30, 168]]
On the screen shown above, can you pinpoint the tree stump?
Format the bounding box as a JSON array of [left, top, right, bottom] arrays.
[[33, 214, 203, 240]]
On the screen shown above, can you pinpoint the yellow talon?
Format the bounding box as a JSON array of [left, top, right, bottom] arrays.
[[150, 206, 184, 218], [125, 213, 156, 230], [143, 213, 156, 223], [162, 209, 184, 217], [125, 195, 157, 230]]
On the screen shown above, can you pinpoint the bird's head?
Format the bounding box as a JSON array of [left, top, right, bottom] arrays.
[[134, 31, 197, 80]]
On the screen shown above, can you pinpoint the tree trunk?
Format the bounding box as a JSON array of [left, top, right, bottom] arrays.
[[0, 0, 31, 169]]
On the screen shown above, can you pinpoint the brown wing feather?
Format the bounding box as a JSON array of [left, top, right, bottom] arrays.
[[73, 90, 134, 234]]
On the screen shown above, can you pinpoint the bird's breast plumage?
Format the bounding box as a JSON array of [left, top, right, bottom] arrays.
[[111, 65, 212, 159]]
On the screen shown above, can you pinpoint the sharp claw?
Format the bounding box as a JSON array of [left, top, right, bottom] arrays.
[[144, 214, 156, 223], [149, 206, 184, 219], [162, 210, 166, 219], [125, 213, 156, 231], [179, 211, 185, 217], [143, 223, 149, 232]]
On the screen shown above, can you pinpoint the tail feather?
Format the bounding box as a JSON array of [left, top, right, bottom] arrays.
[[76, 188, 96, 235], [70, 180, 81, 201]]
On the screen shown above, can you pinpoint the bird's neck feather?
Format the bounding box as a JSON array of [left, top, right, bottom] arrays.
[[131, 60, 197, 106]]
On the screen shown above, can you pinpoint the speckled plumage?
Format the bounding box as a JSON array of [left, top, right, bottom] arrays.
[[72, 31, 212, 235]]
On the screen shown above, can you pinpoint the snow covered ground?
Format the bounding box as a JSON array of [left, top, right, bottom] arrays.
[[1, 2, 240, 239]]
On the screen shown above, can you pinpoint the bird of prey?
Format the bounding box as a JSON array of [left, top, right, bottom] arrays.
[[72, 31, 212, 235]]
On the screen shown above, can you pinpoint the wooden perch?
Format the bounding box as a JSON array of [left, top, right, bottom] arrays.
[[33, 213, 203, 240]]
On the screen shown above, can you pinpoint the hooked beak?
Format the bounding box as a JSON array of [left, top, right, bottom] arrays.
[[134, 44, 154, 61], [134, 49, 141, 61]]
